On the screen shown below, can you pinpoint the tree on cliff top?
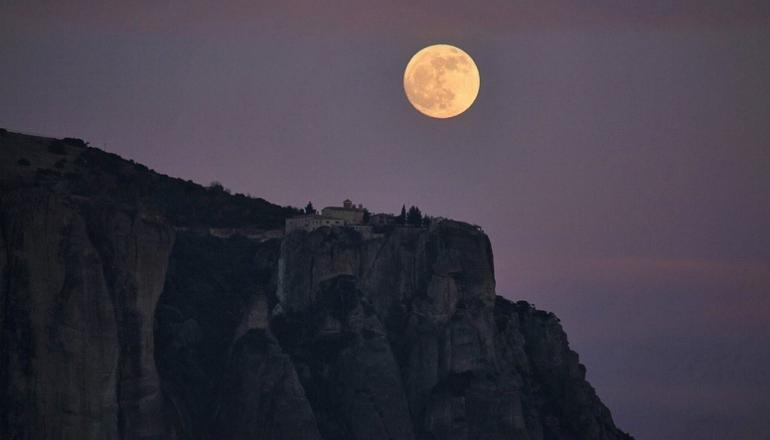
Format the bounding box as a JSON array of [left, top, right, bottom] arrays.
[[406, 206, 422, 226]]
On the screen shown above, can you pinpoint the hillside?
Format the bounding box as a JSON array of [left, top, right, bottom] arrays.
[[0, 128, 299, 229]]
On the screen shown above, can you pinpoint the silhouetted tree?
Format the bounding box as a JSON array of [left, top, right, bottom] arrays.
[[422, 214, 431, 228], [305, 201, 317, 215], [406, 206, 422, 226], [208, 181, 226, 193], [398, 205, 407, 225], [362, 208, 371, 224]]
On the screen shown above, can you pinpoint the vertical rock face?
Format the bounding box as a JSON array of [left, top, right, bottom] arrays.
[[154, 231, 285, 439], [494, 298, 630, 440], [85, 203, 175, 440], [271, 274, 414, 440], [276, 222, 500, 439], [213, 328, 321, 440], [273, 222, 633, 440], [0, 189, 174, 440]]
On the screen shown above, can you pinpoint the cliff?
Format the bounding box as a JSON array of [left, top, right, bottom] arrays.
[[0, 189, 174, 439], [0, 129, 632, 439]]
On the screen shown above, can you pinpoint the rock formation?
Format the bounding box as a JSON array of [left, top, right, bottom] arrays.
[[0, 189, 173, 439], [0, 129, 633, 439]]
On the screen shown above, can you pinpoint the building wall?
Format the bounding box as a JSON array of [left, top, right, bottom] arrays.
[[321, 207, 364, 224], [285, 215, 344, 233]]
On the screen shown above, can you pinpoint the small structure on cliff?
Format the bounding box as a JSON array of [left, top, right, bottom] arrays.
[[285, 199, 368, 233], [321, 199, 366, 224], [285, 214, 345, 233]]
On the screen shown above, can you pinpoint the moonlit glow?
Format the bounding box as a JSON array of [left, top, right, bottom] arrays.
[[403, 44, 480, 119]]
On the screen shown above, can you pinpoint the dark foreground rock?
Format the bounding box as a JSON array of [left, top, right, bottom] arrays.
[[0, 130, 633, 439]]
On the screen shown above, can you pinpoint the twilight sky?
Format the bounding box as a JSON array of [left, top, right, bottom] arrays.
[[2, 2, 769, 438]]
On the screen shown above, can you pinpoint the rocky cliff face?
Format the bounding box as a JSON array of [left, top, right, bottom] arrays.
[[259, 223, 631, 440], [0, 189, 174, 439], [1, 129, 632, 439]]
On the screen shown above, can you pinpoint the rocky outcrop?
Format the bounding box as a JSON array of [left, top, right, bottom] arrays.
[[0, 188, 174, 440], [214, 328, 321, 440], [494, 298, 630, 440], [1, 129, 632, 440], [271, 222, 632, 440], [275, 223, 497, 438], [154, 231, 283, 439], [272, 274, 414, 440]]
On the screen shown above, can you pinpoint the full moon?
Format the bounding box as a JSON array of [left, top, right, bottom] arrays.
[[403, 44, 480, 119]]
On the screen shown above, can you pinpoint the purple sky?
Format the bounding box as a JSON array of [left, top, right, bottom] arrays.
[[2, 2, 769, 438]]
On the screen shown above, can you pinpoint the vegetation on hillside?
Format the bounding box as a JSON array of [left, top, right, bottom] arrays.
[[68, 146, 301, 228], [2, 130, 301, 229]]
